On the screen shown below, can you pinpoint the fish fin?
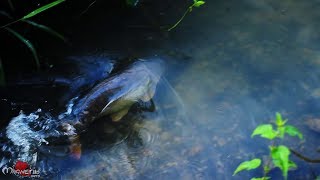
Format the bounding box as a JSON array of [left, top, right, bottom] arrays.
[[111, 108, 129, 122], [141, 87, 156, 102], [100, 100, 114, 115], [69, 135, 81, 160]]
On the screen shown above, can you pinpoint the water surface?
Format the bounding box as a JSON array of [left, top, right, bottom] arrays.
[[2, 0, 320, 179]]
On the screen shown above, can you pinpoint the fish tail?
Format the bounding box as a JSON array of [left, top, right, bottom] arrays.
[[68, 135, 82, 160]]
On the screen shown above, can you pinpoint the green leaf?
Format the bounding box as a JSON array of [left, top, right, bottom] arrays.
[[23, 0, 65, 20], [275, 112, 287, 127], [23, 20, 66, 42], [270, 145, 291, 179], [5, 27, 40, 69], [193, 1, 205, 7], [252, 124, 277, 139], [251, 177, 270, 180], [284, 125, 303, 139], [288, 160, 297, 169], [233, 158, 261, 176]]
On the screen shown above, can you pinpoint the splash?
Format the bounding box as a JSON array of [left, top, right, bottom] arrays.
[[6, 109, 48, 162], [58, 97, 78, 120]]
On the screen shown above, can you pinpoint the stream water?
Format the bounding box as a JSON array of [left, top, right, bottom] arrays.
[[1, 0, 320, 179]]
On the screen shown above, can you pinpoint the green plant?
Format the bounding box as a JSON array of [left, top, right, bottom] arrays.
[[0, 0, 66, 85], [1, 0, 66, 28], [167, 0, 205, 31], [5, 27, 40, 68], [233, 112, 303, 180]]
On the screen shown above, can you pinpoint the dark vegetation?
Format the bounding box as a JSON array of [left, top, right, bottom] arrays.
[[0, 0, 198, 84], [0, 0, 122, 79]]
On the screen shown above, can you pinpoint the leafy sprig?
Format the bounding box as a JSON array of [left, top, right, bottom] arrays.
[[168, 0, 205, 31], [233, 113, 303, 180]]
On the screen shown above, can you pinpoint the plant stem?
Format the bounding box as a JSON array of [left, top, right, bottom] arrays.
[[0, 18, 21, 29], [168, 6, 192, 31], [263, 141, 276, 177], [290, 148, 320, 163]]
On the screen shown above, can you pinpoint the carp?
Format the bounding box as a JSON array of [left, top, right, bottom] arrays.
[[62, 58, 165, 158]]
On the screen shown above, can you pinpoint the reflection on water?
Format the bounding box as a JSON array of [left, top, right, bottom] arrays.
[[2, 0, 320, 179]]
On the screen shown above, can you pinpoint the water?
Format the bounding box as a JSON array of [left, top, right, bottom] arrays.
[[2, 0, 320, 179], [161, 0, 320, 179]]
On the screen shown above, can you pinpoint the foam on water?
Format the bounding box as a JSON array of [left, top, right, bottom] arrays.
[[6, 109, 49, 162], [3, 95, 82, 166], [58, 97, 78, 120]]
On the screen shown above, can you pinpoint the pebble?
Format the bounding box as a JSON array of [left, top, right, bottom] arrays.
[[305, 118, 320, 133]]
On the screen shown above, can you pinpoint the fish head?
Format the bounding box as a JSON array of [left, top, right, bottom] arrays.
[[138, 57, 166, 83], [129, 58, 165, 102]]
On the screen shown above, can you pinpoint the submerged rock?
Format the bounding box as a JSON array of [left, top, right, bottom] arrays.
[[305, 118, 320, 133]]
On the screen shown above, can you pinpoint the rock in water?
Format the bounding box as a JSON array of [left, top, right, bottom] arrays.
[[305, 118, 320, 133]]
